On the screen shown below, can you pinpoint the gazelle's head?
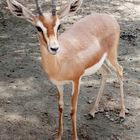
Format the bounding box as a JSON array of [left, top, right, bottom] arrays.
[[7, 0, 83, 55]]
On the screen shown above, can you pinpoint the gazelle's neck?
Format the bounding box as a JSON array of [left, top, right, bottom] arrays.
[[39, 44, 60, 77]]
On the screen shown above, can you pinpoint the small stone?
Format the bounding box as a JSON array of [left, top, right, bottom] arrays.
[[65, 102, 69, 106], [99, 108, 104, 112], [83, 114, 87, 117], [113, 81, 120, 88], [125, 108, 129, 114], [64, 114, 68, 117], [110, 118, 115, 122], [105, 112, 110, 118], [87, 100, 93, 104], [86, 85, 93, 88], [6, 100, 11, 104]]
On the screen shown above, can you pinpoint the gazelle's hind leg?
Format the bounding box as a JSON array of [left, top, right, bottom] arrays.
[[89, 64, 110, 117], [107, 45, 125, 118]]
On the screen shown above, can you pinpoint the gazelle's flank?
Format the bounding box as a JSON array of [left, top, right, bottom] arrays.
[[7, 0, 126, 139]]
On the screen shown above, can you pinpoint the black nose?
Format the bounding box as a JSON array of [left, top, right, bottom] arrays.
[[50, 47, 59, 52]]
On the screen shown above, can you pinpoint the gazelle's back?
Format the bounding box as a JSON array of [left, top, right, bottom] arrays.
[[59, 13, 120, 46], [58, 14, 120, 69]]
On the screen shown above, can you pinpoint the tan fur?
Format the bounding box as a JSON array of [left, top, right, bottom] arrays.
[[7, 0, 125, 139]]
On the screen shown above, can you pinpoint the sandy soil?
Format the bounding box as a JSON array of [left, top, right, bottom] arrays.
[[0, 0, 140, 139]]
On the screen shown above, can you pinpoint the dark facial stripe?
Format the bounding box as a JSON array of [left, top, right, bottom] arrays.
[[41, 32, 48, 45]]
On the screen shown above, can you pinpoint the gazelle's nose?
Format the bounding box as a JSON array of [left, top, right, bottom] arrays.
[[49, 46, 59, 55], [50, 47, 59, 52]]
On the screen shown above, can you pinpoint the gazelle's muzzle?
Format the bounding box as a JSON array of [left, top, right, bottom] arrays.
[[48, 38, 59, 55]]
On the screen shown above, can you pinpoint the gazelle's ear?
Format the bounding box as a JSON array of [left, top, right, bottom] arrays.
[[57, 0, 83, 19], [7, 0, 35, 23]]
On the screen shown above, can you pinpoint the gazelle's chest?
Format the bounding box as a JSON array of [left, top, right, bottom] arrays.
[[83, 53, 107, 76]]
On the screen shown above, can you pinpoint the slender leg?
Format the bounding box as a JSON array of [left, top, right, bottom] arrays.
[[71, 79, 80, 140], [90, 64, 110, 117], [116, 66, 125, 118], [56, 85, 64, 140], [107, 58, 125, 118]]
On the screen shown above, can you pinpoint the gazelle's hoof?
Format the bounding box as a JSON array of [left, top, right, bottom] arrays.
[[119, 109, 125, 119], [89, 108, 97, 118], [85, 112, 96, 120], [55, 137, 61, 140], [89, 112, 95, 118], [73, 137, 78, 140], [55, 134, 62, 140]]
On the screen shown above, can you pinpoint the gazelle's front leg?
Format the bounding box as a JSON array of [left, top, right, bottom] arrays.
[[71, 79, 80, 140], [56, 85, 64, 140], [117, 68, 125, 118]]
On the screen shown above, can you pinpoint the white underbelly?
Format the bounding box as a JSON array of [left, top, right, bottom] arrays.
[[83, 53, 107, 76]]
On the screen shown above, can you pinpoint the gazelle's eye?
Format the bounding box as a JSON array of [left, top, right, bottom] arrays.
[[36, 26, 43, 32], [57, 24, 62, 31]]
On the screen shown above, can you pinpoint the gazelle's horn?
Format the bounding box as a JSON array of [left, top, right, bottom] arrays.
[[52, 0, 57, 16], [35, 0, 42, 15]]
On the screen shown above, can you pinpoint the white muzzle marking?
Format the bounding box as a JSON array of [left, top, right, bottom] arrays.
[[48, 38, 60, 55]]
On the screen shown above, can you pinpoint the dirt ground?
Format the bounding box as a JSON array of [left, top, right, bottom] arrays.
[[0, 0, 140, 139]]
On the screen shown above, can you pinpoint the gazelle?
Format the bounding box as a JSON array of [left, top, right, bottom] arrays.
[[7, 0, 126, 139]]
